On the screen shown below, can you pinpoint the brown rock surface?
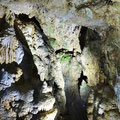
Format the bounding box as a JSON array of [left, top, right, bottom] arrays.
[[0, 0, 120, 120]]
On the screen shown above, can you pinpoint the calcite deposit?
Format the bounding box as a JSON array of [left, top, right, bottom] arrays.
[[0, 0, 120, 120]]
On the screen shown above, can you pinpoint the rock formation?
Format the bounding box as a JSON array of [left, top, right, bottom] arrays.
[[0, 0, 120, 120]]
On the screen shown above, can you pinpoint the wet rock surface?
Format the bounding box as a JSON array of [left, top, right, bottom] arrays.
[[0, 0, 120, 120]]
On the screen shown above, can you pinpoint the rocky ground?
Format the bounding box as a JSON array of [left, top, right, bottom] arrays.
[[0, 0, 120, 120]]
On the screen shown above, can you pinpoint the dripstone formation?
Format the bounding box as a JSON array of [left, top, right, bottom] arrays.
[[0, 0, 120, 120]]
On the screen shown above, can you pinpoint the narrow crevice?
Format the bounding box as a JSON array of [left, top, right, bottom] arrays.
[[79, 27, 88, 51], [55, 48, 75, 57], [33, 88, 40, 104], [53, 82, 59, 95], [55, 48, 67, 54], [78, 71, 88, 88]]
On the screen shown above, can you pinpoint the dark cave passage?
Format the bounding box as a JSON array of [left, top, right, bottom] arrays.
[[79, 26, 101, 52], [63, 71, 88, 120], [79, 26, 88, 51]]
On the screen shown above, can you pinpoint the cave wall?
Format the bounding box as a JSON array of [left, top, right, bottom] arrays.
[[0, 0, 120, 120]]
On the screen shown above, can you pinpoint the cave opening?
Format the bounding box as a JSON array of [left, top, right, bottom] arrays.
[[79, 26, 101, 52], [62, 71, 88, 120]]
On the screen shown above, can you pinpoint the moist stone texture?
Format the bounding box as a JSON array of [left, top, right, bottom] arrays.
[[0, 0, 120, 120]]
